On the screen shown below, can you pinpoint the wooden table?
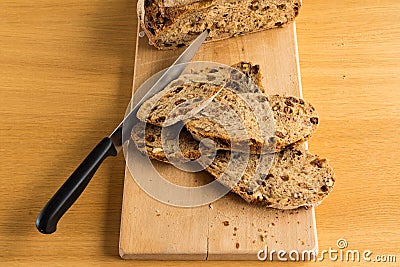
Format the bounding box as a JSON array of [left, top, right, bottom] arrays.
[[1, 0, 399, 266]]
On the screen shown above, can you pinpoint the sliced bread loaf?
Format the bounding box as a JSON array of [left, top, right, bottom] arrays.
[[138, 0, 301, 49], [205, 145, 335, 209]]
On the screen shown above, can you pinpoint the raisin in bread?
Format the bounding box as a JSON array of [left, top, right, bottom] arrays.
[[138, 0, 301, 49], [205, 145, 335, 209]]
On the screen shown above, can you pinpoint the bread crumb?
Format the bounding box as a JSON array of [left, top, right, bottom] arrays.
[[223, 221, 229, 226], [235, 243, 240, 249], [209, 204, 214, 210], [260, 233, 268, 242]]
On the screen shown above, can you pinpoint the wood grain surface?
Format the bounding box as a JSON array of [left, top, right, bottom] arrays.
[[119, 23, 317, 260], [1, 0, 399, 266]]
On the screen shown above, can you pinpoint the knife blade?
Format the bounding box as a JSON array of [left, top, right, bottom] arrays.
[[36, 30, 209, 234]]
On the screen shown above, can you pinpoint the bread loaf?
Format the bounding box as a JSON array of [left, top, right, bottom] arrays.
[[138, 0, 301, 49]]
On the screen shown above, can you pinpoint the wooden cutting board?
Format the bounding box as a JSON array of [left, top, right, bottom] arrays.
[[119, 22, 318, 260]]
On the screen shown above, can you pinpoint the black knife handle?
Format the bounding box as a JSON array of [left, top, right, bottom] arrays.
[[36, 137, 118, 234]]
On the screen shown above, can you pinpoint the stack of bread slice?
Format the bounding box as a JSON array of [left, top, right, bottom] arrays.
[[132, 62, 334, 209]]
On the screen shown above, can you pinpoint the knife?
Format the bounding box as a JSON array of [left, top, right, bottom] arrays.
[[36, 30, 209, 234]]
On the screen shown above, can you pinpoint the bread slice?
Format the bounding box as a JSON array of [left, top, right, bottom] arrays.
[[136, 81, 224, 126], [187, 94, 319, 153], [138, 0, 301, 49], [136, 62, 265, 125], [205, 145, 335, 209], [186, 90, 276, 153]]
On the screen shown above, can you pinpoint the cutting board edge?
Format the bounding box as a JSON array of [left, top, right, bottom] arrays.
[[119, 249, 207, 260]]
